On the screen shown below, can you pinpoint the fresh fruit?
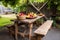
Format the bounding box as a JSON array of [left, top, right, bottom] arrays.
[[18, 12, 26, 17], [18, 13, 26, 20], [19, 13, 24, 16], [26, 12, 37, 18]]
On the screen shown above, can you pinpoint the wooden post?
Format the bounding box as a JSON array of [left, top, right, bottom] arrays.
[[15, 23, 18, 40], [29, 23, 33, 40]]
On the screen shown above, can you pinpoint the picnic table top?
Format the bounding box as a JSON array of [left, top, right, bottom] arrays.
[[19, 15, 44, 23]]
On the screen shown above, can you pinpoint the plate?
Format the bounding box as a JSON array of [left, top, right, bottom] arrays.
[[26, 17, 37, 19]]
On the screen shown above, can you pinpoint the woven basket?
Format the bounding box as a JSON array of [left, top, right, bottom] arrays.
[[19, 15, 26, 20]]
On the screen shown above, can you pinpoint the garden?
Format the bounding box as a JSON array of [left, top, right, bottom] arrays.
[[0, 0, 60, 40]]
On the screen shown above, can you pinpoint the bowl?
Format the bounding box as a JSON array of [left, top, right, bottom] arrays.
[[19, 15, 26, 20]]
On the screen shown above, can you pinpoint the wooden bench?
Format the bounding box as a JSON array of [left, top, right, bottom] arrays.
[[33, 20, 53, 40]]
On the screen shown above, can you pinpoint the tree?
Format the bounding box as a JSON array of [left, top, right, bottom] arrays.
[[0, 0, 47, 12], [47, 0, 60, 14]]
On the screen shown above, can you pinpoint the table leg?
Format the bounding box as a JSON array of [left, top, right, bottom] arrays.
[[29, 23, 33, 40], [15, 24, 18, 40]]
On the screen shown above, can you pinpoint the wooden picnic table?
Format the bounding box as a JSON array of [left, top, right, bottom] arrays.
[[14, 15, 44, 40]]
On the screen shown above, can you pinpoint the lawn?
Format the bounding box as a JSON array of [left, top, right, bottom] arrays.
[[0, 17, 13, 27]]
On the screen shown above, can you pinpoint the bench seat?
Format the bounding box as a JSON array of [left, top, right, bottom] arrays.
[[34, 20, 53, 36]]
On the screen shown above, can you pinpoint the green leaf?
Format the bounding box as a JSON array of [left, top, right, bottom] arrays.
[[57, 5, 60, 10]]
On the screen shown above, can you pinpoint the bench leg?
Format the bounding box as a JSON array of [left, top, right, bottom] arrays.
[[31, 36, 37, 40], [37, 36, 42, 40]]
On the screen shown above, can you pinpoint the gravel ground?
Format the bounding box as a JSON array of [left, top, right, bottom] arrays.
[[0, 28, 60, 40]]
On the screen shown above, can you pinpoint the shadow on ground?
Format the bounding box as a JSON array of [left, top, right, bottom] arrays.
[[0, 28, 60, 40]]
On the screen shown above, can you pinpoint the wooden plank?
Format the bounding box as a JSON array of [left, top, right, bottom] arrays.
[[34, 20, 53, 36], [30, 1, 48, 12], [18, 32, 25, 37], [30, 2, 39, 12], [29, 23, 33, 40], [14, 23, 18, 40], [38, 1, 48, 11], [20, 16, 44, 23]]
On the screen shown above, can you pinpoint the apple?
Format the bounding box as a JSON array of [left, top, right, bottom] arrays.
[[19, 13, 25, 16]]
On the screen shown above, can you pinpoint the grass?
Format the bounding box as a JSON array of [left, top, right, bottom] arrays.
[[0, 17, 13, 27]]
